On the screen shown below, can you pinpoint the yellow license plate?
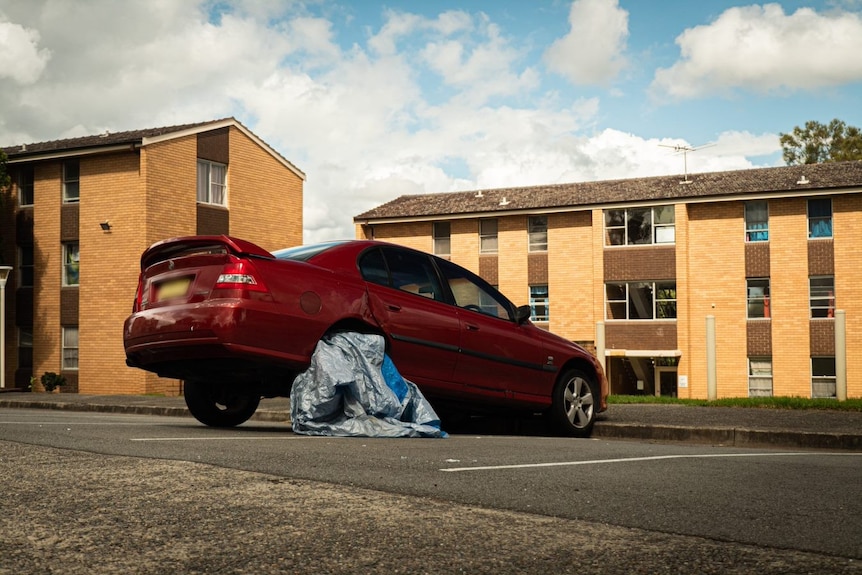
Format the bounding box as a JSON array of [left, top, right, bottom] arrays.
[[157, 278, 191, 301]]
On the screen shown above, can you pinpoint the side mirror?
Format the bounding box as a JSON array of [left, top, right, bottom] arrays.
[[515, 305, 532, 325]]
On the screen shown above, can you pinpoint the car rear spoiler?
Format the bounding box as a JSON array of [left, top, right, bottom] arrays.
[[139, 235, 276, 270]]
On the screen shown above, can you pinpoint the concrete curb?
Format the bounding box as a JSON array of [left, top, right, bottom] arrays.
[[593, 422, 862, 451], [3, 398, 860, 450]]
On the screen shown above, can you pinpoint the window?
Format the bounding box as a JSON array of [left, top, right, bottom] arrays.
[[19, 166, 34, 206], [63, 161, 79, 203], [381, 247, 445, 302], [528, 216, 547, 252], [810, 276, 835, 318], [745, 201, 768, 242], [604, 206, 675, 246], [63, 242, 80, 286], [62, 327, 79, 370], [605, 282, 677, 320], [196, 160, 227, 205], [479, 219, 498, 254], [529, 285, 549, 322], [748, 357, 773, 397], [808, 198, 832, 238], [18, 245, 34, 288], [812, 357, 836, 398], [437, 259, 511, 320], [432, 222, 451, 257], [746, 278, 770, 318], [18, 328, 33, 370]]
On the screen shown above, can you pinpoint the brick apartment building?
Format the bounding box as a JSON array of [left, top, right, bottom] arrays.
[[355, 161, 862, 400], [0, 118, 304, 395]]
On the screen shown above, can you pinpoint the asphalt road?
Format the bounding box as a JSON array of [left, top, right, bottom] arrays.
[[2, 409, 860, 574]]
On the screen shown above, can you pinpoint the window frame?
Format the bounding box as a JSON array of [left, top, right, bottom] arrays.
[[811, 357, 837, 399], [748, 357, 773, 397], [604, 205, 676, 246], [604, 281, 677, 321], [18, 166, 34, 207], [62, 326, 79, 371], [529, 284, 549, 323], [18, 245, 34, 288], [62, 242, 80, 287], [744, 200, 768, 242], [62, 161, 80, 203], [479, 218, 498, 254], [809, 276, 835, 319], [196, 159, 228, 206], [18, 327, 33, 370], [807, 198, 833, 239], [746, 278, 770, 319], [527, 216, 548, 252], [432, 222, 451, 257]]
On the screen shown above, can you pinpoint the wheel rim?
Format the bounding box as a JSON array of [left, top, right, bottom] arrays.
[[564, 375, 595, 428]]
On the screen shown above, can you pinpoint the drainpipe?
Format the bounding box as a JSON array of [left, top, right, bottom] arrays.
[[706, 315, 717, 400], [835, 310, 847, 401]]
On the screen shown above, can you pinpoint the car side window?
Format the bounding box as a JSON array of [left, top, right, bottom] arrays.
[[358, 248, 390, 286], [380, 248, 445, 302], [437, 259, 513, 321]]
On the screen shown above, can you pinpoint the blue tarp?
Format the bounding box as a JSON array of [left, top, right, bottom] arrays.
[[290, 332, 447, 438]]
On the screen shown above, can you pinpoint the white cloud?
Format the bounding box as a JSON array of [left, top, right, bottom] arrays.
[[651, 3, 862, 99], [0, 18, 50, 84], [543, 0, 629, 86]]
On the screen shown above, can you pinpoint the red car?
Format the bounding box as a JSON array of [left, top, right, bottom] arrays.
[[124, 236, 608, 436]]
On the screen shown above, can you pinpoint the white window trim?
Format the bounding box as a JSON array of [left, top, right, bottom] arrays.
[[604, 206, 676, 247], [527, 216, 548, 252], [62, 242, 80, 287], [196, 159, 228, 206], [62, 326, 79, 371], [604, 281, 677, 321], [529, 285, 549, 323], [62, 161, 80, 204]]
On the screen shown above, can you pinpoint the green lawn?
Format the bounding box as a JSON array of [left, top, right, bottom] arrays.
[[608, 394, 862, 411]]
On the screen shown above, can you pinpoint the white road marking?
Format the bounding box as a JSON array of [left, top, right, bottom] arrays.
[[439, 451, 861, 472], [131, 436, 297, 441]]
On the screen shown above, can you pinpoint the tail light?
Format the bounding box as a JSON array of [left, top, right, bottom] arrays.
[[132, 273, 144, 312], [214, 257, 269, 294]]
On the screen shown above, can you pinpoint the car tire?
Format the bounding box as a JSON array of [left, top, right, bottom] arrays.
[[548, 368, 598, 438], [183, 380, 261, 427]]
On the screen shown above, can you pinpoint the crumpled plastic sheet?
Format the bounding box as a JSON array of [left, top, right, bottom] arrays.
[[290, 332, 448, 438]]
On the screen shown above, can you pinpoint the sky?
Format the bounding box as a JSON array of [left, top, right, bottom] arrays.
[[1, 0, 860, 243]]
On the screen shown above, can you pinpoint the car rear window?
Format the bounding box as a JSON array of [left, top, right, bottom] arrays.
[[271, 241, 346, 262]]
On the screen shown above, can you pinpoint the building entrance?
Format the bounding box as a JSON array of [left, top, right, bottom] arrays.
[[606, 355, 679, 397]]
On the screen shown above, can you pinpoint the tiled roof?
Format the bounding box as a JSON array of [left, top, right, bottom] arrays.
[[355, 161, 862, 221], [2, 119, 229, 158]]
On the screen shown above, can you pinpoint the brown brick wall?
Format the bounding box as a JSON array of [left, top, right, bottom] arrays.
[[810, 320, 835, 356], [197, 128, 229, 164], [746, 320, 772, 356], [60, 204, 79, 241], [604, 245, 675, 281], [606, 322, 677, 350], [745, 242, 770, 277], [197, 204, 230, 235], [548, 211, 594, 341], [808, 239, 834, 275], [528, 253, 548, 284], [479, 255, 498, 285]]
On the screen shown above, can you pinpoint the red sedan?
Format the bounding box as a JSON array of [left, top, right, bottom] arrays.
[[124, 236, 608, 436]]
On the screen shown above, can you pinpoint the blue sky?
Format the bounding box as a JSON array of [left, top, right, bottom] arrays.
[[1, 0, 860, 242]]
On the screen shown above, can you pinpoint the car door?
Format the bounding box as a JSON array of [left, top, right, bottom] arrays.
[[359, 247, 463, 397], [436, 259, 553, 402]]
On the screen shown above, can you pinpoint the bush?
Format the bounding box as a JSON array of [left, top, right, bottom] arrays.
[[40, 372, 66, 392]]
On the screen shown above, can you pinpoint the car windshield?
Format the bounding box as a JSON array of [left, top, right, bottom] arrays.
[[271, 241, 347, 262]]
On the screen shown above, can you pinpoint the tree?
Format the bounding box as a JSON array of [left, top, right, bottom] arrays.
[[779, 119, 862, 165]]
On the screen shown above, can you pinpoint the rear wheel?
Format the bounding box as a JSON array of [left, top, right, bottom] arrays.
[[183, 380, 261, 427], [548, 369, 598, 437]]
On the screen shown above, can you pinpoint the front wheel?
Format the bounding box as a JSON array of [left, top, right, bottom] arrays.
[[547, 369, 598, 437], [183, 380, 261, 427]]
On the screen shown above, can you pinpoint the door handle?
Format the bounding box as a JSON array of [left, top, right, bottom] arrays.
[[387, 304, 402, 312], [465, 323, 479, 331]]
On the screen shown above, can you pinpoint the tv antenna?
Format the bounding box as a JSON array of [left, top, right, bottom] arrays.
[[659, 142, 715, 184]]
